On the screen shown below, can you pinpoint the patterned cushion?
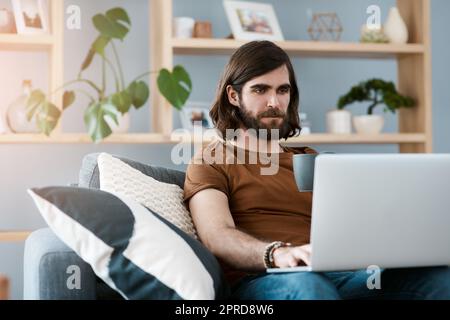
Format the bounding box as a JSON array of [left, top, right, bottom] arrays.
[[78, 153, 186, 189], [28, 186, 230, 300], [97, 153, 198, 239]]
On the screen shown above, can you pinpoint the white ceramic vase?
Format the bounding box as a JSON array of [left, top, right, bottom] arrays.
[[0, 112, 7, 134], [326, 109, 352, 134], [353, 115, 384, 134], [384, 7, 408, 44], [6, 80, 39, 133]]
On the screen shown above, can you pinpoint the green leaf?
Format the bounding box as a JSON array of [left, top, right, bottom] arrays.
[[173, 65, 192, 91], [111, 90, 132, 114], [92, 13, 129, 41], [157, 65, 192, 110], [92, 35, 111, 56], [84, 102, 120, 143], [128, 81, 149, 109], [36, 102, 61, 136], [81, 48, 95, 71], [63, 91, 75, 110], [26, 90, 45, 109], [337, 78, 415, 114], [26, 90, 45, 120], [106, 8, 131, 26]]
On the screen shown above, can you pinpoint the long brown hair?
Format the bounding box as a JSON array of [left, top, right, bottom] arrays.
[[210, 41, 301, 140]]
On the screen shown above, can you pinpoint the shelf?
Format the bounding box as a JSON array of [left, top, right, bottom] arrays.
[[0, 133, 426, 145], [0, 34, 54, 51], [172, 38, 425, 59], [0, 231, 32, 242], [171, 133, 427, 145], [282, 133, 427, 145], [0, 133, 169, 144]]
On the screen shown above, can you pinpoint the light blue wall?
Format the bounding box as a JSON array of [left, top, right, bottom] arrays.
[[0, 0, 449, 299]]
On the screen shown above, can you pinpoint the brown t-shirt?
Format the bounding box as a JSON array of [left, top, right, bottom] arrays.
[[183, 139, 317, 286]]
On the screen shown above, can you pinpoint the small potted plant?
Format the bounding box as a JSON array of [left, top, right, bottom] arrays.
[[337, 78, 415, 134], [25, 7, 191, 143]]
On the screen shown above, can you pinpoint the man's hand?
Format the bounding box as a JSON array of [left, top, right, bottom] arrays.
[[272, 244, 311, 268]]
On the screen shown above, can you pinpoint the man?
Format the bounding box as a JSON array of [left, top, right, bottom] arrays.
[[184, 41, 450, 300]]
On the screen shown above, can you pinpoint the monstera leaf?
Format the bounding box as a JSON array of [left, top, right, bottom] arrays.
[[63, 91, 75, 110], [26, 89, 46, 121], [93, 7, 130, 41], [127, 81, 149, 109], [25, 90, 61, 136], [81, 8, 130, 71], [111, 90, 132, 114], [157, 65, 192, 110], [84, 101, 121, 143], [36, 102, 61, 136]]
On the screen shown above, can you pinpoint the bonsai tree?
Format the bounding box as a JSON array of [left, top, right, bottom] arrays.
[[26, 7, 191, 142], [337, 78, 415, 115]]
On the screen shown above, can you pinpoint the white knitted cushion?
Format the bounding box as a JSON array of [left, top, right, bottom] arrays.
[[97, 153, 198, 239]]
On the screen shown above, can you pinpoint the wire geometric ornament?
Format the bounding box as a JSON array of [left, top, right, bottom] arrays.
[[307, 12, 343, 41]]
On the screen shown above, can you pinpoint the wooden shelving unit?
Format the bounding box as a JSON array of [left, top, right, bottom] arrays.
[[152, 0, 433, 153], [0, 0, 64, 242], [0, 0, 432, 152], [0, 133, 168, 144], [0, 132, 426, 145]]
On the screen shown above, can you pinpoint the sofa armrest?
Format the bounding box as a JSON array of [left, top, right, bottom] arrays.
[[24, 228, 97, 300]]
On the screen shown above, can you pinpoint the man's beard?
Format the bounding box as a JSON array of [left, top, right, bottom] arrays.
[[235, 102, 291, 140]]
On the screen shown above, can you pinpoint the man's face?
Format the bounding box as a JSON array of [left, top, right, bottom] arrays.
[[231, 65, 292, 139]]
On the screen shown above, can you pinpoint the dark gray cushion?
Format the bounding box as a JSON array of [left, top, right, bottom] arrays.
[[78, 153, 186, 189], [29, 187, 230, 300]]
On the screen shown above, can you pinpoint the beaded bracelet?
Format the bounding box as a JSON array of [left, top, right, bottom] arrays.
[[263, 241, 290, 269]]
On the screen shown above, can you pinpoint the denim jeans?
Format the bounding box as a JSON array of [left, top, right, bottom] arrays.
[[231, 267, 450, 300]]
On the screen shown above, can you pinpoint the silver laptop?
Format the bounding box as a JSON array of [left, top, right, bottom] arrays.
[[268, 154, 450, 273]]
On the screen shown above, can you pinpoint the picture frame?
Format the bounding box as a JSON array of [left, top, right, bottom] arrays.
[[12, 0, 49, 35], [223, 0, 284, 41], [180, 102, 214, 131]]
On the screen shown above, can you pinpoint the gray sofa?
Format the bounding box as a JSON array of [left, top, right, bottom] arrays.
[[24, 153, 187, 300]]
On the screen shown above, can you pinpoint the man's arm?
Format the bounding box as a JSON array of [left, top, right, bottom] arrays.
[[188, 188, 311, 271]]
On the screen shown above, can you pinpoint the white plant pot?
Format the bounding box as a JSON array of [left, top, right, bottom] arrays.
[[326, 109, 352, 134], [105, 112, 130, 133], [353, 115, 384, 134], [384, 7, 408, 44], [173, 17, 195, 39]]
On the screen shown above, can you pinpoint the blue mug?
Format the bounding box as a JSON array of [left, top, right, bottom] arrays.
[[293, 152, 334, 192]]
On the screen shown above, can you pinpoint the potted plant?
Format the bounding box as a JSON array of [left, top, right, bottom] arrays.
[[337, 78, 415, 134], [25, 7, 192, 143]]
